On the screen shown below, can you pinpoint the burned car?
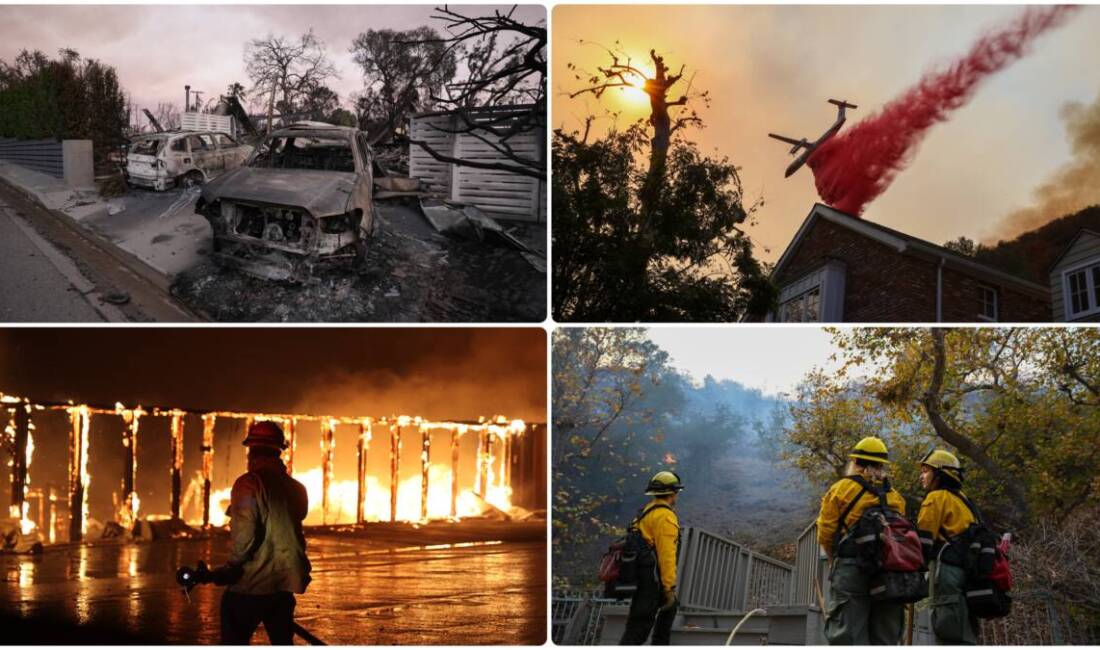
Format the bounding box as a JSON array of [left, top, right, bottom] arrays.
[[195, 124, 375, 281], [126, 131, 252, 191]]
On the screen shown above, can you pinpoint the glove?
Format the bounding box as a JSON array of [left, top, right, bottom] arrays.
[[208, 563, 244, 586], [660, 587, 678, 612]]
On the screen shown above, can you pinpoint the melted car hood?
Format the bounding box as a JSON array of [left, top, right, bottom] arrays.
[[202, 167, 356, 216]]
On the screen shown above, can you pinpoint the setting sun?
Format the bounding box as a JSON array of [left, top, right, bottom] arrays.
[[618, 82, 650, 106]]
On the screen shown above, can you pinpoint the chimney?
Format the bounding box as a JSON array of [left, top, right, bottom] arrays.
[[185, 85, 191, 113]]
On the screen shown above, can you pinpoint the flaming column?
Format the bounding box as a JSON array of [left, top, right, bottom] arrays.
[[356, 419, 371, 524], [450, 426, 463, 518], [389, 422, 400, 522], [420, 426, 431, 521], [201, 414, 216, 528], [117, 405, 146, 526], [503, 432, 513, 489], [284, 418, 297, 475], [6, 401, 34, 533], [320, 418, 336, 524], [169, 411, 185, 520], [67, 406, 90, 542], [485, 432, 497, 496], [475, 430, 487, 497]]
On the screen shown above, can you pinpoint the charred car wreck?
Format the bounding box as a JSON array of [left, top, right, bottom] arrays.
[[195, 124, 375, 281], [127, 131, 252, 191]]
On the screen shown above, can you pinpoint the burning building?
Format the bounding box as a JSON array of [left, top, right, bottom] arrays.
[[2, 390, 545, 546], [0, 327, 547, 644]]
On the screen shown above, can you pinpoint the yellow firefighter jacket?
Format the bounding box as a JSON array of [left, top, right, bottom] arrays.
[[816, 475, 906, 557], [635, 499, 680, 591], [917, 489, 976, 543]]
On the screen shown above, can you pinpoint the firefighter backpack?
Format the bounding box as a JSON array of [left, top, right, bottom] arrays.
[[834, 476, 928, 604], [599, 504, 670, 599], [943, 491, 1013, 619]]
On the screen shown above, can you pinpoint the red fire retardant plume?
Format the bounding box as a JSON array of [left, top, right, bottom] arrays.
[[806, 5, 1080, 216]]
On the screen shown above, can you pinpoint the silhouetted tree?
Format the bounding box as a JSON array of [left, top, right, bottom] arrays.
[[245, 30, 336, 133], [556, 47, 775, 321], [349, 26, 456, 142]]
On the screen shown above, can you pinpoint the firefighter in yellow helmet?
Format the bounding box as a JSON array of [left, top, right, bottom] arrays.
[[816, 437, 907, 645], [619, 470, 682, 645], [917, 449, 979, 645]]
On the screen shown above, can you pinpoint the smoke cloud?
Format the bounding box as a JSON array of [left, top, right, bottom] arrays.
[[290, 331, 547, 424], [988, 90, 1100, 240], [807, 5, 1080, 216]]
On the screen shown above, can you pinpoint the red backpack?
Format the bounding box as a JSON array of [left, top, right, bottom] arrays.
[[835, 476, 928, 603], [599, 504, 671, 599]]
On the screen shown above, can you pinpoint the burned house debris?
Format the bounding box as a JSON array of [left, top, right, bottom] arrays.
[[196, 123, 376, 282]]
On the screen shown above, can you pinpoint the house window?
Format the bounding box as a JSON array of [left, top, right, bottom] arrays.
[[779, 287, 821, 322], [978, 285, 998, 322], [1064, 262, 1100, 319]]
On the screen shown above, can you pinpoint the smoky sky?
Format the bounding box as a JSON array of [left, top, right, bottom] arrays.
[[0, 4, 546, 122], [553, 5, 1100, 259], [0, 328, 546, 422]]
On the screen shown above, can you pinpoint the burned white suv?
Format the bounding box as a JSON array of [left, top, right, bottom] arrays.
[[195, 123, 376, 282], [126, 131, 252, 191]]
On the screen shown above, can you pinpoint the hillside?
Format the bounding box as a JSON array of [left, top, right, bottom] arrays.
[[974, 204, 1100, 282]]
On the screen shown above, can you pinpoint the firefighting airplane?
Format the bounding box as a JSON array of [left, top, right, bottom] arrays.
[[768, 99, 858, 177]]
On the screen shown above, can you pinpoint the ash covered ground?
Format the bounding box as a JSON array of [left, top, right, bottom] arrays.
[[1, 521, 546, 645], [169, 203, 545, 322]]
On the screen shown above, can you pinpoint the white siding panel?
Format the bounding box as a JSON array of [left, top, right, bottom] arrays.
[[408, 105, 545, 223], [1050, 231, 1100, 321]]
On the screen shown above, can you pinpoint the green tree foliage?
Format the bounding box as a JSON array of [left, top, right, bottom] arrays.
[[784, 327, 1100, 531], [0, 49, 128, 167], [552, 125, 776, 321], [552, 328, 680, 587], [300, 84, 341, 122], [349, 27, 457, 141]]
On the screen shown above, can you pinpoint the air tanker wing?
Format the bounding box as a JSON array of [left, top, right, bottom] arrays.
[[770, 97, 859, 178], [768, 133, 806, 147]]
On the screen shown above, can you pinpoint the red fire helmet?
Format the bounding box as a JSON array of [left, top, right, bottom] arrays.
[[243, 420, 287, 450]]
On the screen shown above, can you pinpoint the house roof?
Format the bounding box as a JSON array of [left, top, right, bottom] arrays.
[[1047, 228, 1100, 274], [772, 203, 1050, 298]]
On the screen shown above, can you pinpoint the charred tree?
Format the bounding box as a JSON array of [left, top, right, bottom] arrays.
[[401, 6, 546, 179], [245, 30, 336, 134]]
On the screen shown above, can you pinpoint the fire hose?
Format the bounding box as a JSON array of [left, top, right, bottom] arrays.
[[724, 607, 766, 645], [176, 562, 327, 645]]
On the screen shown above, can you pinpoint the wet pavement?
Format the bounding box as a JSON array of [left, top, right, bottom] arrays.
[[1, 530, 545, 645]]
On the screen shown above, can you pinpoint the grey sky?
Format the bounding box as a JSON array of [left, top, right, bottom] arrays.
[[645, 327, 846, 396], [0, 4, 545, 126]]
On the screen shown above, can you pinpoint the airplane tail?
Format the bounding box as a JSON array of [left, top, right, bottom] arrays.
[[828, 98, 858, 110]]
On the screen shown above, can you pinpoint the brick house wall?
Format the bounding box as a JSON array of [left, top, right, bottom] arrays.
[[939, 266, 1051, 322], [774, 217, 1050, 322]]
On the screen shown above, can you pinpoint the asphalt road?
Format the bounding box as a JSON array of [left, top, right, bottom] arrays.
[[0, 199, 108, 322], [0, 181, 197, 322], [1, 531, 546, 645]]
